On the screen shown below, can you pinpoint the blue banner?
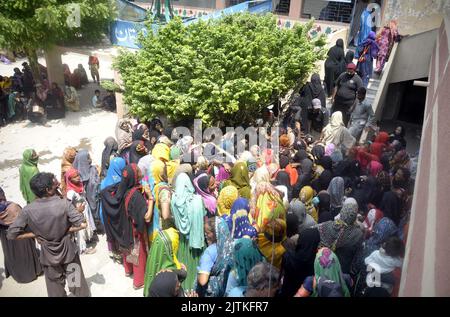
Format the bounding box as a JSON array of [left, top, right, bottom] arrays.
[[111, 1, 273, 48], [110, 20, 149, 49], [248, 0, 273, 14]]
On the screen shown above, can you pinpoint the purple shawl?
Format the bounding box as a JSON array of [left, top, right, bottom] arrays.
[[216, 166, 230, 183], [193, 173, 217, 215], [359, 31, 379, 59]]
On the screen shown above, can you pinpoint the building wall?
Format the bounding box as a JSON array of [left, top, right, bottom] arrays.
[[389, 29, 438, 84], [382, 0, 448, 36], [399, 10, 450, 296]]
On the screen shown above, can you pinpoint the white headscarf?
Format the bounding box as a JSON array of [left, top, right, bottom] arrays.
[[322, 111, 345, 145], [321, 111, 356, 150]]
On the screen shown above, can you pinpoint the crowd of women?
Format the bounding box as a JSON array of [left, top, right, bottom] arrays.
[[1, 103, 414, 297]]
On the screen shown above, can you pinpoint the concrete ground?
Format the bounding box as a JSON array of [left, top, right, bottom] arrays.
[[0, 49, 143, 297]]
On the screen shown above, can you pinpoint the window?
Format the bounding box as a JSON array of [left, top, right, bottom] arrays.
[[274, 0, 291, 15], [171, 0, 216, 8], [302, 0, 355, 23], [134, 0, 216, 9]]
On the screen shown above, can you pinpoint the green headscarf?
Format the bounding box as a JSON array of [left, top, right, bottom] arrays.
[[7, 92, 17, 119], [144, 228, 181, 297], [312, 247, 350, 297], [170, 173, 206, 249], [224, 162, 251, 199], [19, 149, 39, 203], [170, 146, 181, 160], [233, 238, 264, 287]]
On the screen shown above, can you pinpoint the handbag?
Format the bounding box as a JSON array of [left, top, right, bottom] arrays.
[[124, 187, 140, 266], [358, 46, 370, 63], [32, 105, 45, 114], [125, 236, 140, 266]]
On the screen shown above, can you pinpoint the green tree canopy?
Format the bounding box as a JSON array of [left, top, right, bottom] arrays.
[[115, 13, 327, 126]]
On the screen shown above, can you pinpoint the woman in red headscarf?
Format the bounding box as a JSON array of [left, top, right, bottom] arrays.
[[370, 131, 390, 159], [356, 144, 380, 171], [65, 167, 97, 255]]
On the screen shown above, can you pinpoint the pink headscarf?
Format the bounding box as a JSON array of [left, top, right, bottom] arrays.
[[263, 149, 274, 166], [193, 173, 217, 215], [368, 160, 383, 177], [325, 143, 335, 156], [216, 166, 230, 183], [363, 208, 384, 237]]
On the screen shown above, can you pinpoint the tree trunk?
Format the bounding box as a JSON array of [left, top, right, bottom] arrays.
[[25, 48, 42, 84], [44, 46, 64, 88]]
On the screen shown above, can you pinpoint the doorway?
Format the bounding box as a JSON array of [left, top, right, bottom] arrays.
[[396, 78, 428, 125]]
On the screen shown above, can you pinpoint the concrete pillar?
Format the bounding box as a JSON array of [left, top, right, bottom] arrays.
[[44, 46, 65, 88], [114, 69, 126, 119], [216, 0, 230, 10], [289, 0, 303, 19]]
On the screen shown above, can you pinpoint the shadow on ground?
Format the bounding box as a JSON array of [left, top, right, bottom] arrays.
[[0, 268, 5, 290], [86, 273, 106, 287]]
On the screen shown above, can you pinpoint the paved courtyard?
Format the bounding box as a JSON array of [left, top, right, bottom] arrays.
[[0, 50, 144, 297]]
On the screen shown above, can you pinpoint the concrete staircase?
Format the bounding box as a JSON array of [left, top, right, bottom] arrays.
[[354, 75, 382, 143], [366, 77, 381, 109]]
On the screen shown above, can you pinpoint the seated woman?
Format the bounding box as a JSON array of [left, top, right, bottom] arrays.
[[102, 90, 116, 112], [64, 85, 80, 112], [77, 64, 89, 86], [355, 236, 404, 297], [46, 82, 65, 119], [196, 217, 234, 297], [295, 247, 352, 297], [225, 237, 264, 297], [63, 64, 71, 86], [70, 69, 81, 90]]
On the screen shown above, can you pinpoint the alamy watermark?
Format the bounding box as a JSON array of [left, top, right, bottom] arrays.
[[364, 3, 382, 29], [66, 3, 81, 28], [67, 263, 82, 288], [366, 263, 382, 288], [169, 119, 280, 164]]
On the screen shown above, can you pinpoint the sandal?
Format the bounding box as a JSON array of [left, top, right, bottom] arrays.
[[84, 247, 97, 255]]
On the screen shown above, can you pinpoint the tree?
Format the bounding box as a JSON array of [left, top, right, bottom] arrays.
[[0, 0, 116, 82], [114, 12, 327, 126]]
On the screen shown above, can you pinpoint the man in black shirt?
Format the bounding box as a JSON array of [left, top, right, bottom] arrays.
[[331, 63, 363, 126]]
